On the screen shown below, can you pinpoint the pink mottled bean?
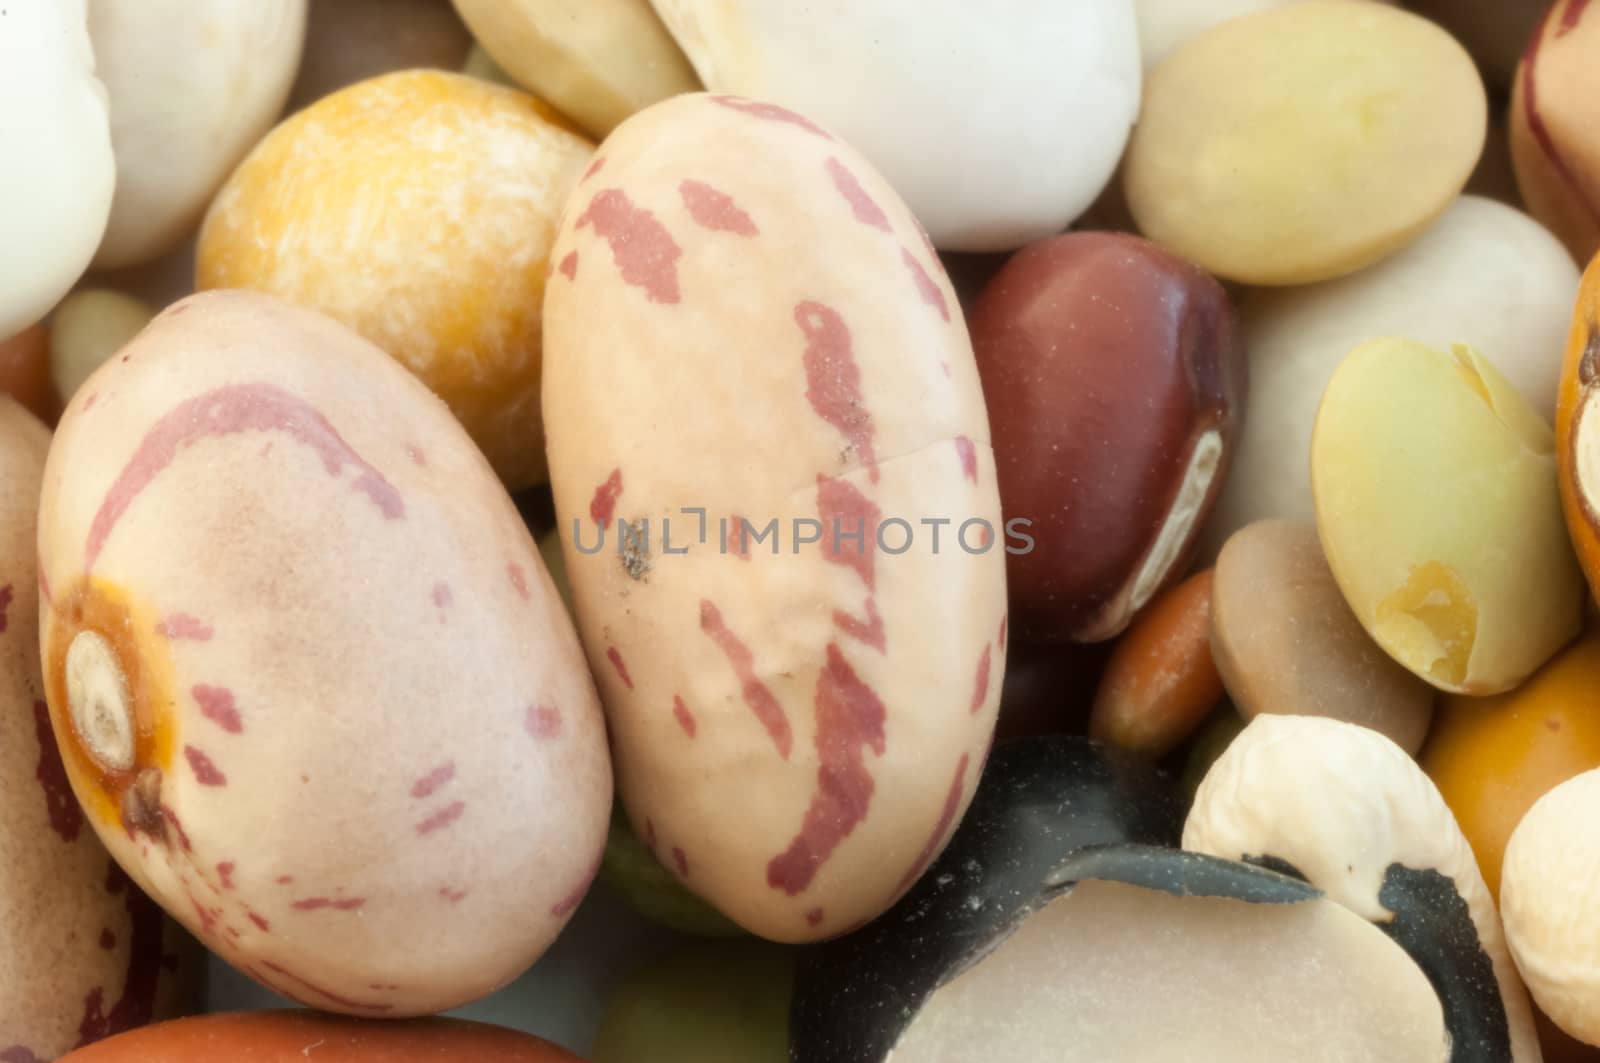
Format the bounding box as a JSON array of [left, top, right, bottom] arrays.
[[34, 292, 611, 1017], [544, 94, 1002, 942]]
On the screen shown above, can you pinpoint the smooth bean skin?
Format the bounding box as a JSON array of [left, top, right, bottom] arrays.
[[652, 0, 1141, 252], [88, 0, 307, 270], [57, 1012, 585, 1062], [1210, 520, 1433, 754], [1422, 631, 1600, 899], [1511, 0, 1600, 265], [37, 291, 611, 1017], [1125, 1, 1485, 285], [544, 93, 1003, 942], [1089, 569, 1223, 758], [969, 231, 1245, 644], [1200, 196, 1579, 557], [0, 0, 115, 337], [0, 397, 195, 1061]]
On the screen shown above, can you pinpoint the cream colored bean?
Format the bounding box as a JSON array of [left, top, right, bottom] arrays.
[[1311, 338, 1581, 694], [1125, 1, 1485, 285], [452, 0, 698, 138], [38, 291, 611, 1016], [544, 93, 1004, 942], [1200, 196, 1579, 556], [88, 0, 307, 270], [0, 0, 115, 336]]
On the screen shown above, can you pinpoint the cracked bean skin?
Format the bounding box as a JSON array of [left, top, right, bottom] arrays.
[[1312, 337, 1582, 695]]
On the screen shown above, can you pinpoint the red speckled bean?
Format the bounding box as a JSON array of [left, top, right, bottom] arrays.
[[544, 93, 1003, 942]]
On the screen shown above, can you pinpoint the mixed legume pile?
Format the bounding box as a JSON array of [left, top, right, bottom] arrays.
[[4, 1, 1600, 1061]]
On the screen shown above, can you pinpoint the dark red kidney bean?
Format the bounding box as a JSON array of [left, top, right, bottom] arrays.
[[970, 231, 1245, 645]]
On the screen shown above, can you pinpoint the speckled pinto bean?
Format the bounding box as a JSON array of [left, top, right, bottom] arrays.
[[543, 93, 1006, 943], [36, 291, 611, 1017], [0, 398, 192, 1061]]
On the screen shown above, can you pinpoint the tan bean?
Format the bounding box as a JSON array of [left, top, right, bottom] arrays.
[[1211, 520, 1433, 753]]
